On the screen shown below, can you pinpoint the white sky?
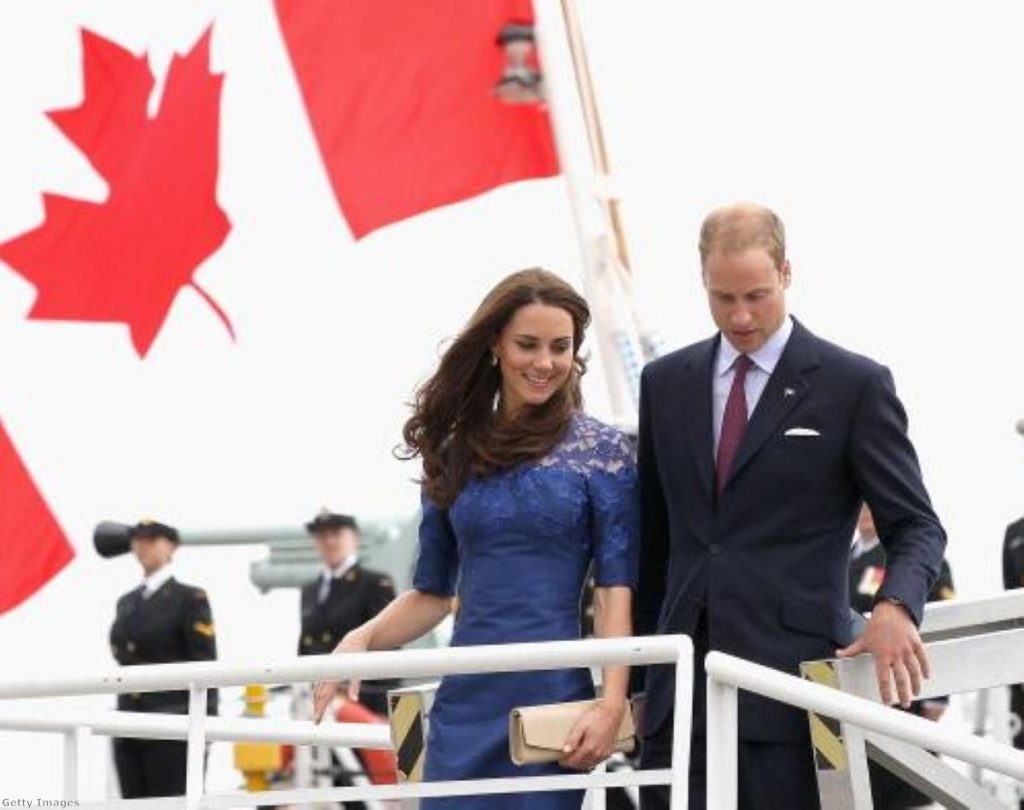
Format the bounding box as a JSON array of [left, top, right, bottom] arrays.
[[0, 0, 1022, 798]]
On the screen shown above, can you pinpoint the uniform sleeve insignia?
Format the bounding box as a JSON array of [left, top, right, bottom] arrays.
[[193, 621, 215, 637], [857, 565, 885, 596]]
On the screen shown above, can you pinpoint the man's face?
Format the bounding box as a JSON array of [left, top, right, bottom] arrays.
[[703, 246, 790, 354], [130, 535, 176, 575], [315, 526, 359, 568]]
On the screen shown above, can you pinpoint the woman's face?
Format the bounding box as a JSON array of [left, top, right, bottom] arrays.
[[493, 302, 575, 414]]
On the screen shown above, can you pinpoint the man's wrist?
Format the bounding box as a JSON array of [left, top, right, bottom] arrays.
[[873, 595, 914, 622]]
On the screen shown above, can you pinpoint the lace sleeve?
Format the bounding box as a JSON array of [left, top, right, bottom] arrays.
[[412, 490, 459, 596], [584, 422, 640, 588]]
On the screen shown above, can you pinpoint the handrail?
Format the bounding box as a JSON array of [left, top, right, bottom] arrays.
[[0, 635, 689, 700], [199, 770, 674, 808], [704, 650, 1024, 809], [918, 589, 1024, 639], [0, 709, 391, 747], [0, 635, 694, 808]]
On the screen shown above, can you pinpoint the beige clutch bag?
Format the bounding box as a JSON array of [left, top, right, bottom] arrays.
[[509, 699, 636, 766]]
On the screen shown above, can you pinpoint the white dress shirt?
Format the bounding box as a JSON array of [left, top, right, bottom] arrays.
[[317, 554, 359, 604], [712, 316, 794, 456], [141, 564, 173, 598]]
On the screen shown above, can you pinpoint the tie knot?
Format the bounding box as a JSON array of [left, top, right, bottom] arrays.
[[733, 354, 753, 378]]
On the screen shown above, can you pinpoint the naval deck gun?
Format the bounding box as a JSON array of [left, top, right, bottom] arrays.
[[93, 515, 421, 594]]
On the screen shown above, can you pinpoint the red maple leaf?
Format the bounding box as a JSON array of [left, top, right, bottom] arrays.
[[0, 418, 74, 615], [0, 28, 232, 357]]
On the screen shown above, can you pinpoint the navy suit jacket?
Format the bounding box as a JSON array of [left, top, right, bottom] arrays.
[[635, 319, 946, 742]]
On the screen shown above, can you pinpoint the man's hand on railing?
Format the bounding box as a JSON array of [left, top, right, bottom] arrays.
[[558, 697, 625, 771], [836, 600, 931, 708], [312, 630, 369, 723]]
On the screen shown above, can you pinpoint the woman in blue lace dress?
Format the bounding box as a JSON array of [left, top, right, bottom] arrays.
[[314, 269, 639, 808]]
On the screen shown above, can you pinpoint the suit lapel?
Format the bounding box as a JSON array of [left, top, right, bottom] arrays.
[[680, 337, 717, 499], [724, 320, 820, 490]]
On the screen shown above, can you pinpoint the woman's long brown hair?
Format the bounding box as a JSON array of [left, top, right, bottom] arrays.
[[399, 268, 590, 508]]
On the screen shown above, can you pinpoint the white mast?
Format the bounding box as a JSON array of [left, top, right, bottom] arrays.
[[533, 0, 664, 429]]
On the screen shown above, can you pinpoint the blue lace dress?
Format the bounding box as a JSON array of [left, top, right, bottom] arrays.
[[413, 413, 639, 809]]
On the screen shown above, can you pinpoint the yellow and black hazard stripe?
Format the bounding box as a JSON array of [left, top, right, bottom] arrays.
[[389, 692, 426, 782], [802, 660, 848, 772]]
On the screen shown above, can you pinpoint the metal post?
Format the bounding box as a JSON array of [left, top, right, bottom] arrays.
[[586, 760, 607, 810], [291, 682, 316, 810], [705, 676, 738, 810], [970, 686, 989, 784], [532, 0, 646, 421], [185, 683, 208, 809], [984, 685, 1021, 804], [670, 637, 693, 809], [62, 725, 88, 799]]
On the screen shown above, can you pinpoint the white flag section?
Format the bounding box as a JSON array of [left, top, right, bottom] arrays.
[[2, 0, 1024, 798], [0, 1, 606, 796]]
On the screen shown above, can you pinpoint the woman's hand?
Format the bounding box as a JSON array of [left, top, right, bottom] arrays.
[[558, 698, 626, 771], [312, 630, 369, 723]]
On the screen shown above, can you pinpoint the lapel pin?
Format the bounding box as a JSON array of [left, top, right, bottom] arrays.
[[784, 387, 796, 398]]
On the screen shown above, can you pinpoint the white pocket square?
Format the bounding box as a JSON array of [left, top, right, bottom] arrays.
[[784, 427, 821, 437]]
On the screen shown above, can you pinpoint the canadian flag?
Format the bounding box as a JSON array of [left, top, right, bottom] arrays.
[[0, 0, 589, 792], [0, 0, 567, 612]]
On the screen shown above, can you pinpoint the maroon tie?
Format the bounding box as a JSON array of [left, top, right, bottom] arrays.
[[716, 354, 753, 495]]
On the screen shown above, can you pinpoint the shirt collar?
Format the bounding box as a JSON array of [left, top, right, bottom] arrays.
[[323, 554, 359, 581], [142, 564, 173, 595], [717, 315, 794, 377]]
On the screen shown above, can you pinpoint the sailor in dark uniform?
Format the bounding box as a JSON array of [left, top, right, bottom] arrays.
[[1004, 516, 1024, 809], [109, 519, 218, 798], [299, 509, 396, 715], [849, 505, 955, 809]]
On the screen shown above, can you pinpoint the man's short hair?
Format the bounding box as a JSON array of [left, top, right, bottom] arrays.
[[699, 203, 786, 271]]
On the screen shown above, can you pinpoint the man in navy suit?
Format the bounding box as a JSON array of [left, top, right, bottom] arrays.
[[635, 203, 946, 809]]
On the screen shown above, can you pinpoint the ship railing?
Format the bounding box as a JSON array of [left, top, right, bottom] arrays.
[[706, 588, 1024, 809], [0, 634, 694, 808]]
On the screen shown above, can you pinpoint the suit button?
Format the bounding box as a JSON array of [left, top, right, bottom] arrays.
[[322, 632, 332, 642], [709, 544, 721, 556], [126, 641, 136, 652]]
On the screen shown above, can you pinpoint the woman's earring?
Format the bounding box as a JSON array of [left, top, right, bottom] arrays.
[[491, 353, 499, 367]]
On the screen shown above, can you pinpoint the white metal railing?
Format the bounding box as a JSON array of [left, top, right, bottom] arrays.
[[816, 593, 1024, 808], [918, 588, 1024, 639], [704, 650, 1024, 809], [0, 708, 391, 802], [0, 708, 392, 747], [0, 635, 693, 808]]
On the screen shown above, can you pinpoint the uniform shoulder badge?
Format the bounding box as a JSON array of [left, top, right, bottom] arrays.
[[857, 565, 885, 596], [193, 621, 215, 638]]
